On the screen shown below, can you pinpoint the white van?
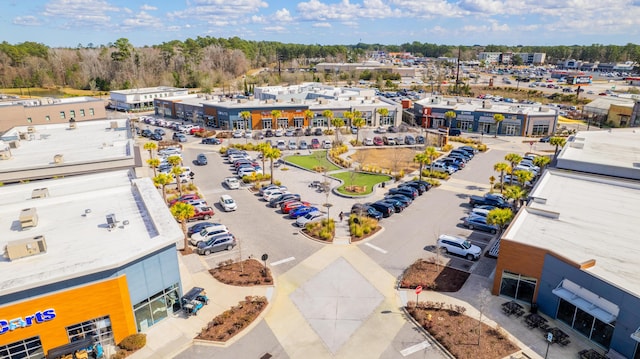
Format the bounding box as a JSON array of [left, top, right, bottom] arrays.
[[189, 224, 229, 246]]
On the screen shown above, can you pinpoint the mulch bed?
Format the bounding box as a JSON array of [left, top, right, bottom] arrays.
[[195, 296, 268, 342], [350, 225, 382, 242], [209, 259, 273, 286], [399, 259, 470, 292], [406, 304, 519, 359]]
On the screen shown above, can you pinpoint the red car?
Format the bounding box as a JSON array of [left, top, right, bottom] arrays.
[[311, 138, 321, 149], [169, 193, 200, 206], [189, 206, 214, 221], [373, 136, 384, 146], [189, 126, 203, 135], [281, 201, 311, 214]]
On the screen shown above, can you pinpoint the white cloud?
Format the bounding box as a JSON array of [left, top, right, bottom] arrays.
[[297, 0, 399, 21], [274, 8, 293, 22], [121, 11, 161, 29], [263, 25, 287, 33], [312, 22, 331, 28], [140, 4, 157, 11], [169, 0, 268, 27], [13, 15, 42, 26], [43, 0, 118, 28]]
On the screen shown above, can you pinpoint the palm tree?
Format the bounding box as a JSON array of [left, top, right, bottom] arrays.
[[352, 116, 366, 144], [493, 162, 510, 193], [322, 109, 334, 129], [143, 142, 157, 158], [503, 185, 527, 210], [153, 172, 172, 203], [376, 108, 389, 127], [331, 117, 345, 143], [303, 109, 314, 129], [265, 147, 282, 184], [504, 153, 522, 184], [533, 156, 551, 173], [147, 158, 160, 177], [513, 169, 534, 188], [239, 111, 251, 131], [486, 208, 514, 235], [166, 154, 182, 168], [256, 142, 271, 171], [444, 111, 456, 129], [171, 166, 185, 196], [550, 137, 567, 158], [271, 109, 282, 130], [493, 114, 505, 137], [170, 202, 195, 251], [424, 146, 439, 172], [413, 152, 430, 181]]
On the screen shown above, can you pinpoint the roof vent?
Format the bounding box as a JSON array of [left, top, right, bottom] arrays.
[[569, 142, 584, 149], [69, 118, 77, 129], [19, 208, 39, 230], [27, 126, 36, 134], [106, 213, 118, 230], [31, 188, 49, 199], [5, 236, 47, 260], [53, 154, 64, 164]]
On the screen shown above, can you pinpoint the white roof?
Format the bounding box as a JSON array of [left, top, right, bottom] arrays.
[[504, 169, 640, 297], [557, 129, 640, 180], [0, 119, 134, 180], [0, 170, 183, 296]]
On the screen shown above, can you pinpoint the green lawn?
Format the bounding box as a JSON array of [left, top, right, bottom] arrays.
[[331, 171, 391, 196], [284, 151, 340, 172]]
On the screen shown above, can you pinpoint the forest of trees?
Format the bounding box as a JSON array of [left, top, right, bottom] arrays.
[[0, 37, 638, 93]]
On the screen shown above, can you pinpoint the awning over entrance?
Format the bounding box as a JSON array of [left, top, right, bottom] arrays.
[[552, 279, 619, 324]]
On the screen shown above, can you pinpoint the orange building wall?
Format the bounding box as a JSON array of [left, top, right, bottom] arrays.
[[0, 276, 136, 352], [492, 240, 549, 298]]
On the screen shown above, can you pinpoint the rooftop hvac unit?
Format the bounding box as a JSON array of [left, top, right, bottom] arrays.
[[9, 140, 20, 148], [31, 188, 49, 199], [20, 208, 38, 230], [27, 126, 36, 133], [19, 132, 29, 140], [0, 151, 11, 160], [53, 154, 64, 164], [5, 236, 47, 260]]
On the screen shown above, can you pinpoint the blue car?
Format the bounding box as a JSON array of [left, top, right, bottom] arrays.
[[289, 206, 319, 219], [463, 214, 499, 234]]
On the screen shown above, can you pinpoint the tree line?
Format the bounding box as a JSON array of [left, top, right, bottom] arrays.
[[0, 38, 638, 92]]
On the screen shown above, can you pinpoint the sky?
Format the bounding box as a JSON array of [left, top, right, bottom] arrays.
[[2, 0, 639, 48]]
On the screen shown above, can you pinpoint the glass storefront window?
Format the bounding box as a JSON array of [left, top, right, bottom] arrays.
[[555, 298, 615, 349], [0, 337, 44, 359], [499, 271, 536, 304], [67, 315, 114, 347], [262, 119, 272, 129], [277, 118, 288, 129], [134, 303, 153, 332], [532, 124, 549, 136], [133, 283, 180, 332], [458, 120, 473, 131]]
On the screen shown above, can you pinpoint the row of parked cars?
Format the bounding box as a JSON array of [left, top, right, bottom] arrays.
[[259, 184, 328, 226], [430, 145, 478, 174], [351, 180, 432, 220], [225, 148, 265, 178], [363, 134, 425, 146]]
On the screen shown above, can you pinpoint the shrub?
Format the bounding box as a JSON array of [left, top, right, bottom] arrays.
[[477, 143, 488, 152], [118, 333, 147, 351], [219, 146, 228, 155], [422, 170, 449, 180], [110, 350, 127, 359], [324, 129, 334, 135], [442, 144, 453, 152]]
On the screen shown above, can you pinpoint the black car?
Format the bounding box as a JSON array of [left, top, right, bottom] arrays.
[[387, 126, 398, 133], [451, 149, 473, 160], [202, 137, 221, 145], [440, 157, 465, 169], [265, 129, 274, 137], [378, 199, 406, 213], [400, 181, 425, 195], [385, 194, 412, 206], [269, 193, 301, 208], [388, 186, 418, 199], [416, 135, 425, 144], [304, 127, 313, 136], [449, 128, 462, 136], [539, 136, 551, 143], [405, 135, 416, 145], [141, 129, 153, 137], [350, 203, 383, 220], [459, 146, 478, 154], [154, 128, 165, 136], [150, 133, 163, 141], [368, 202, 395, 218], [448, 153, 469, 163], [314, 128, 323, 136], [187, 222, 221, 237]]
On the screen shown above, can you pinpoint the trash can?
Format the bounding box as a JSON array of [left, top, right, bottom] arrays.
[[530, 303, 538, 314]]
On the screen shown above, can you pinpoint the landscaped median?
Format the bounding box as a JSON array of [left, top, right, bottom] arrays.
[[284, 150, 341, 172], [331, 171, 391, 196]]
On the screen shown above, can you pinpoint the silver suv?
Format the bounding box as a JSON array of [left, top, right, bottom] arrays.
[[437, 234, 481, 261]]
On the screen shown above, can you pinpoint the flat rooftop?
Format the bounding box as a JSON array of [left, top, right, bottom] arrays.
[[0, 170, 183, 296], [557, 130, 640, 180], [0, 119, 135, 182], [504, 169, 640, 297]]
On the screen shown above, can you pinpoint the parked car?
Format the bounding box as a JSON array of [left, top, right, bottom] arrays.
[[448, 153, 469, 163], [437, 234, 481, 261], [451, 149, 473, 160], [172, 133, 187, 142], [189, 224, 229, 246], [195, 153, 207, 166], [399, 181, 426, 195], [237, 167, 257, 178], [459, 145, 478, 154], [384, 194, 413, 206], [159, 147, 181, 157], [405, 135, 416, 145], [275, 129, 284, 137], [149, 133, 162, 141], [378, 198, 406, 213], [440, 157, 465, 169], [373, 137, 384, 146], [387, 186, 418, 199], [395, 136, 405, 145], [169, 193, 200, 206], [295, 211, 327, 227], [219, 195, 237, 212], [288, 140, 297, 150], [416, 135, 425, 144], [463, 214, 499, 234], [196, 233, 236, 255], [202, 137, 221, 145], [311, 138, 321, 149], [469, 193, 511, 208], [350, 203, 383, 220], [314, 128, 323, 136], [448, 128, 462, 136], [503, 175, 533, 187], [289, 206, 319, 219], [285, 128, 295, 137], [187, 222, 222, 237], [364, 137, 374, 146], [281, 201, 311, 214], [367, 201, 395, 218], [141, 129, 153, 138], [185, 199, 208, 208], [258, 184, 288, 195], [265, 129, 274, 137], [407, 179, 433, 191], [269, 193, 301, 208], [224, 176, 240, 189], [375, 126, 387, 134], [299, 140, 308, 150], [276, 140, 287, 151], [189, 206, 215, 221], [431, 162, 456, 174], [322, 139, 332, 149]]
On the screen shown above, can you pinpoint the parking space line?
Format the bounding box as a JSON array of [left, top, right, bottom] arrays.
[[400, 341, 431, 356], [365, 243, 388, 254], [271, 257, 295, 266]]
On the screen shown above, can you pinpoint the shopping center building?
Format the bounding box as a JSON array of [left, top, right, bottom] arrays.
[[493, 130, 640, 357], [0, 120, 184, 358]]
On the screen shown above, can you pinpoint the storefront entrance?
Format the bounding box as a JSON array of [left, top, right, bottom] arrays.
[[504, 124, 520, 136]]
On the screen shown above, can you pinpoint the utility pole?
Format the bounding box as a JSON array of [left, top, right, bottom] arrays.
[[455, 47, 461, 95], [278, 54, 283, 79]]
